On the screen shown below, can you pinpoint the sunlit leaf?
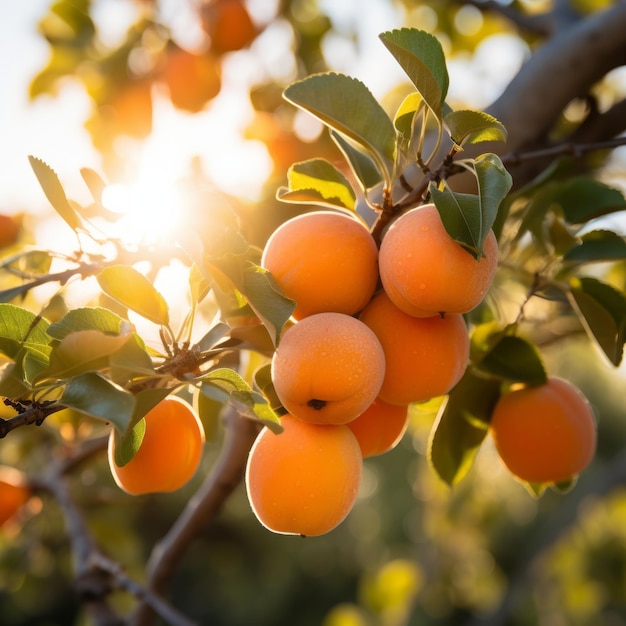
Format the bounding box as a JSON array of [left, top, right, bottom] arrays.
[[563, 230, 626, 262], [61, 372, 135, 432], [108, 333, 156, 386], [394, 92, 424, 155], [28, 156, 82, 233], [379, 28, 448, 117], [331, 131, 383, 191], [195, 322, 232, 352], [476, 335, 548, 385], [0, 249, 53, 276], [80, 167, 107, 205], [41, 329, 133, 380], [428, 369, 500, 486], [283, 73, 395, 183], [444, 110, 507, 146], [47, 306, 126, 340], [277, 159, 356, 211], [0, 304, 51, 359], [97, 265, 170, 326], [568, 276, 626, 366]]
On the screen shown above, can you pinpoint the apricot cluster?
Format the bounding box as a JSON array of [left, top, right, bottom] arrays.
[[246, 205, 495, 536]]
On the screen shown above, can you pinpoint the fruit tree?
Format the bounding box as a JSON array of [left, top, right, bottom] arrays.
[[1, 1, 626, 625]]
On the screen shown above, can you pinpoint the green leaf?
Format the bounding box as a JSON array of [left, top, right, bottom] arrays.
[[277, 159, 356, 211], [112, 418, 146, 467], [61, 372, 136, 432], [476, 335, 548, 385], [0, 304, 51, 360], [108, 333, 155, 386], [97, 265, 170, 326], [428, 369, 500, 486], [241, 263, 295, 346], [568, 276, 626, 366], [393, 92, 424, 156], [283, 73, 396, 183], [201, 368, 281, 431], [197, 392, 224, 442], [254, 363, 284, 413], [557, 178, 626, 224], [41, 329, 133, 381], [563, 230, 626, 262], [444, 110, 507, 147], [431, 153, 511, 258], [47, 307, 126, 340], [0, 249, 53, 276], [331, 131, 383, 191], [28, 156, 82, 233], [195, 322, 231, 352], [379, 28, 448, 118]]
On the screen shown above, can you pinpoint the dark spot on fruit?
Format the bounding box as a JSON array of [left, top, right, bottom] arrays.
[[307, 399, 327, 411]]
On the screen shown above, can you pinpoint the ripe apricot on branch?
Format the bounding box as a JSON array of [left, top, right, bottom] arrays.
[[261, 211, 379, 320], [379, 204, 498, 317], [347, 399, 409, 458], [108, 396, 205, 495], [0, 466, 31, 526], [490, 377, 597, 484], [360, 292, 469, 405], [271, 312, 386, 425], [245, 415, 362, 536]]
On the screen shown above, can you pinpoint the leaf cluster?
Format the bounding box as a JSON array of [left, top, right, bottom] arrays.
[[278, 28, 511, 257], [0, 158, 293, 461]]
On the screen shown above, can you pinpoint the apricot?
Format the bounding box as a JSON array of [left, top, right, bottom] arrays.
[[108, 396, 205, 495], [0, 214, 21, 249], [0, 466, 30, 526], [359, 292, 469, 405], [203, 0, 258, 55], [161, 44, 221, 112], [379, 204, 498, 317], [490, 377, 596, 484], [261, 211, 379, 320], [245, 415, 362, 536], [271, 312, 385, 425], [347, 398, 409, 457]]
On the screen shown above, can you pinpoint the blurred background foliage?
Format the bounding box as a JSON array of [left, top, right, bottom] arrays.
[[1, 0, 626, 625]]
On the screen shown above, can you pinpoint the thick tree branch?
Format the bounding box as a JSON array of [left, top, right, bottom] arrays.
[[133, 407, 261, 626], [487, 2, 626, 156]]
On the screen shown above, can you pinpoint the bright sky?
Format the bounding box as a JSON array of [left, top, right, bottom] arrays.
[[0, 0, 533, 225]]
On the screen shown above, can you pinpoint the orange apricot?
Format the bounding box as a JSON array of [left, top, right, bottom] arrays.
[[245, 415, 362, 536], [359, 292, 469, 405], [161, 44, 221, 112], [0, 466, 31, 526], [490, 377, 596, 484], [108, 396, 205, 495], [0, 214, 21, 249], [203, 0, 258, 54], [261, 211, 379, 320], [271, 312, 385, 425], [347, 398, 409, 458], [379, 203, 498, 317]]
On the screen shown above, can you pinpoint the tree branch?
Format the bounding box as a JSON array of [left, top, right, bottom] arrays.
[[133, 407, 261, 626], [487, 2, 626, 156]]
